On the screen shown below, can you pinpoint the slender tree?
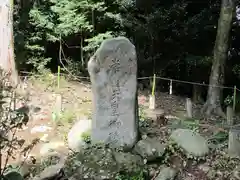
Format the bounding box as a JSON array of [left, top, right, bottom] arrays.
[[202, 0, 235, 117], [0, 0, 18, 86]]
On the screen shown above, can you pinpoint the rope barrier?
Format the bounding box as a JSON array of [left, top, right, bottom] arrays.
[[19, 71, 239, 92], [52, 39, 239, 91]]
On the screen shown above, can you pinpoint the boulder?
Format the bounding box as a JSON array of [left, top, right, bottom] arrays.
[[113, 151, 144, 172], [63, 145, 146, 179], [32, 163, 64, 180], [63, 146, 119, 179], [67, 119, 92, 151], [134, 137, 166, 161], [155, 167, 177, 180], [170, 129, 209, 157]]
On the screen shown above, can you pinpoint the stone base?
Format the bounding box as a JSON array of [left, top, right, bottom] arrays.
[[144, 108, 166, 125]]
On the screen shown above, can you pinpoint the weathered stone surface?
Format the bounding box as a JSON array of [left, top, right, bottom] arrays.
[[40, 141, 65, 155], [113, 152, 144, 172], [67, 119, 92, 151], [155, 167, 177, 180], [63, 145, 145, 180], [170, 129, 209, 157], [32, 163, 64, 180], [232, 166, 240, 179], [134, 137, 166, 161], [41, 152, 66, 165], [88, 36, 138, 149], [64, 146, 119, 179], [198, 163, 210, 173]]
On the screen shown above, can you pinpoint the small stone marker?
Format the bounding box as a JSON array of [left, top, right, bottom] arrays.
[[149, 95, 156, 109], [227, 106, 233, 125], [228, 128, 240, 158], [88, 37, 138, 149], [54, 93, 62, 113], [186, 98, 192, 118]]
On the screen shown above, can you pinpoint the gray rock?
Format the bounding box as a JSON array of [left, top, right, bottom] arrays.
[[88, 36, 138, 149], [232, 166, 240, 179], [32, 163, 64, 180], [67, 119, 92, 151], [41, 152, 66, 166], [63, 146, 119, 179], [134, 137, 166, 161], [113, 151, 144, 172], [170, 128, 209, 157], [155, 167, 177, 180], [64, 145, 145, 180], [198, 163, 210, 173]]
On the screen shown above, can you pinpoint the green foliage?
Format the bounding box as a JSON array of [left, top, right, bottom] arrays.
[[233, 64, 240, 77], [55, 109, 76, 125], [138, 106, 150, 127], [2, 171, 24, 180], [29, 69, 57, 88], [224, 95, 234, 106], [0, 69, 29, 177], [185, 55, 212, 67], [14, 0, 124, 72], [13, 0, 240, 90], [181, 118, 200, 132], [115, 171, 145, 180], [138, 106, 146, 122], [81, 131, 91, 144], [208, 130, 228, 145], [169, 118, 200, 132], [83, 32, 114, 52]]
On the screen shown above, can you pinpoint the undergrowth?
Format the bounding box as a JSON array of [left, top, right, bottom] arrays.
[[115, 171, 145, 180], [29, 69, 68, 91]]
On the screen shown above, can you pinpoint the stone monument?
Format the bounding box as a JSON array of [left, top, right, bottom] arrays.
[[88, 37, 138, 148]]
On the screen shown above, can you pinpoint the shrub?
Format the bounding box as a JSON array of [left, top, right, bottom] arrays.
[[0, 69, 29, 179]]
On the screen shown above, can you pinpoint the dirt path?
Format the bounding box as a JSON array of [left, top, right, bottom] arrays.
[[1, 78, 93, 166]]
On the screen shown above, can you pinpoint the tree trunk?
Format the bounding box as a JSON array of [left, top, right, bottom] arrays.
[[0, 0, 19, 86], [193, 84, 204, 103], [202, 0, 235, 117]]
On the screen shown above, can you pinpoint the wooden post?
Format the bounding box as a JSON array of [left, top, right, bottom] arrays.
[[149, 74, 156, 109], [169, 80, 172, 95], [233, 86, 237, 113], [186, 98, 192, 118], [227, 106, 233, 125]]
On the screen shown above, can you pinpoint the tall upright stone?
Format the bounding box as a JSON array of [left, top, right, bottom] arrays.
[[88, 37, 138, 149]]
